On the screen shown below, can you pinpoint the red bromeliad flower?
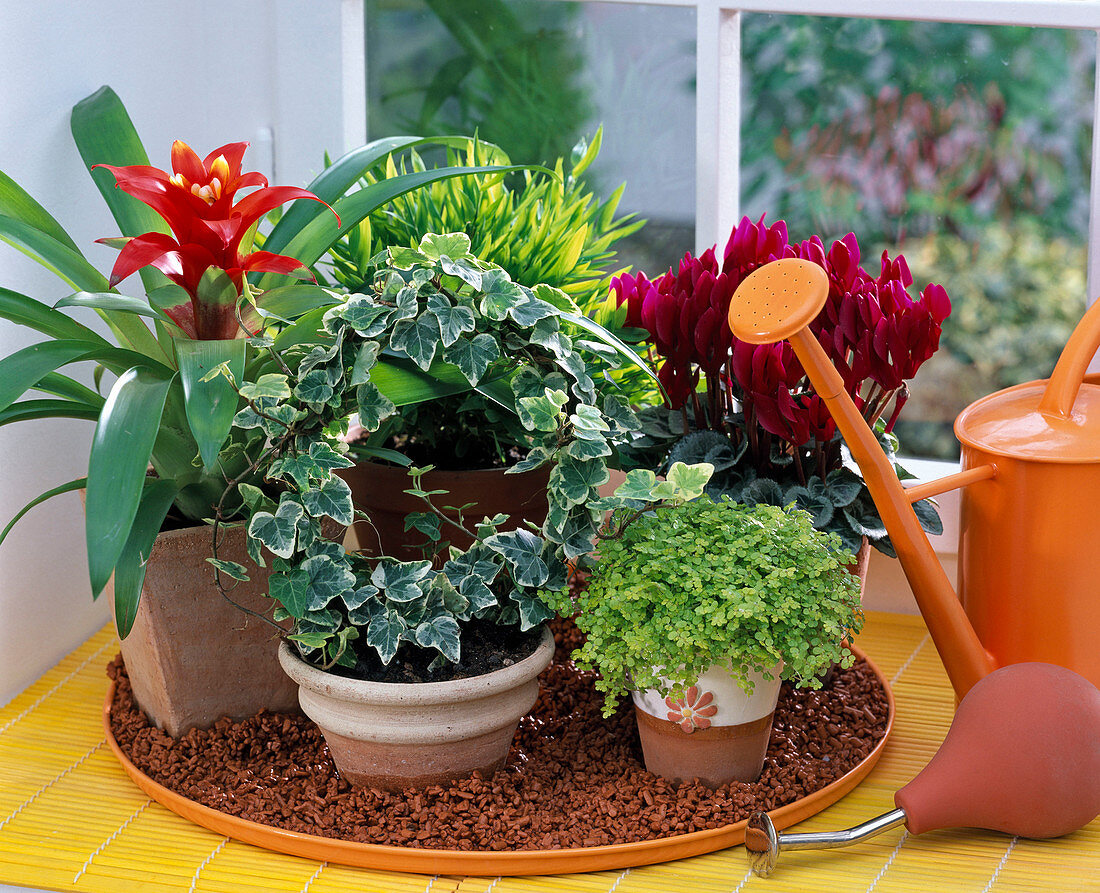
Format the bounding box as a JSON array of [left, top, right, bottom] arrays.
[[95, 140, 336, 339], [612, 214, 951, 468]]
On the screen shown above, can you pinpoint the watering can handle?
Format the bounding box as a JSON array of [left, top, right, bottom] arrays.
[[1038, 295, 1100, 419]]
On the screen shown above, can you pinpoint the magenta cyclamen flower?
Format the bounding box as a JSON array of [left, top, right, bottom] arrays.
[[613, 214, 951, 457]]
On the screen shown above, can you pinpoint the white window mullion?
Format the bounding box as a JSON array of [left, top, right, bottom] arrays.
[[1088, 27, 1100, 326]]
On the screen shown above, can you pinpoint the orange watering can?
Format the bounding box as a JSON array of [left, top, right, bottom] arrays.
[[729, 258, 1100, 701]]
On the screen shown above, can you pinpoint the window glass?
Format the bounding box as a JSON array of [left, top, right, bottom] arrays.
[[740, 15, 1095, 459], [365, 0, 696, 273]]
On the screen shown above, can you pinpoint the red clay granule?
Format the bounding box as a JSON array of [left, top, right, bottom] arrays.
[[106, 619, 889, 851]]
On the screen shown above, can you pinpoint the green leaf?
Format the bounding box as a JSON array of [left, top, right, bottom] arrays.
[[0, 476, 87, 548], [112, 478, 179, 637], [239, 373, 292, 402], [355, 380, 397, 431], [369, 354, 477, 406], [510, 589, 555, 630], [414, 614, 461, 663], [85, 366, 175, 597], [253, 284, 341, 323], [301, 475, 354, 526], [371, 558, 433, 603], [614, 469, 659, 502], [0, 398, 101, 426], [551, 456, 610, 504], [426, 293, 475, 347], [206, 558, 250, 582], [0, 168, 80, 252], [326, 294, 393, 338], [419, 232, 473, 261], [478, 268, 527, 320], [441, 333, 500, 385], [367, 609, 406, 665], [663, 461, 715, 502], [0, 286, 110, 344], [54, 291, 169, 322], [248, 497, 305, 559], [517, 389, 568, 432], [560, 310, 663, 392], [0, 214, 110, 293], [176, 339, 245, 472], [390, 312, 442, 370], [484, 529, 549, 588]]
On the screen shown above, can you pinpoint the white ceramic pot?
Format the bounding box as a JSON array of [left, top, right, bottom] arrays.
[[278, 626, 555, 791], [631, 661, 783, 787]]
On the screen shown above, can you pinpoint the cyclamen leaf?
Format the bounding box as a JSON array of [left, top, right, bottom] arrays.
[[371, 557, 433, 602], [414, 614, 461, 663], [356, 380, 396, 431], [390, 313, 441, 370], [301, 475, 354, 526], [912, 498, 943, 536], [442, 333, 499, 385], [427, 293, 475, 347], [248, 498, 304, 558], [825, 468, 863, 507], [484, 529, 549, 588]]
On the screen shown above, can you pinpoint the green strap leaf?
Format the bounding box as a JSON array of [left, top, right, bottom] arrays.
[[0, 287, 110, 343], [370, 353, 477, 407], [86, 366, 176, 597], [0, 476, 87, 547], [0, 214, 109, 293], [560, 310, 663, 392], [0, 169, 80, 252], [175, 339, 246, 472], [54, 291, 173, 324], [70, 85, 169, 295], [0, 399, 101, 426], [111, 478, 179, 637], [32, 371, 105, 407]]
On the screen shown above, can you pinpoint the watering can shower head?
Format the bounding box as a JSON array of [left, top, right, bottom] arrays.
[[727, 258, 830, 345]]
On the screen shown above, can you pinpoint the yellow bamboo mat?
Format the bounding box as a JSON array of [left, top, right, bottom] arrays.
[[1, 613, 1096, 893]]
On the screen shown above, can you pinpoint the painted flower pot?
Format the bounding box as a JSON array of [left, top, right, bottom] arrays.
[[277, 626, 555, 791], [108, 522, 299, 737], [631, 662, 783, 788], [337, 461, 550, 561]]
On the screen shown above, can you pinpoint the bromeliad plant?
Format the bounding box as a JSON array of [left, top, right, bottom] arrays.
[[547, 462, 865, 716], [612, 214, 951, 555], [0, 87, 528, 635], [227, 232, 654, 670]]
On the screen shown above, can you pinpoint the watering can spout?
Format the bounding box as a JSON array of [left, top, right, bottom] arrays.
[[729, 259, 996, 699]]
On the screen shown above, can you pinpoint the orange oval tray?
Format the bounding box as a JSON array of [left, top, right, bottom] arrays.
[[104, 644, 894, 876]]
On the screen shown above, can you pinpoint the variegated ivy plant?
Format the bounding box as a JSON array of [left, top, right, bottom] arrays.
[[218, 232, 660, 670]]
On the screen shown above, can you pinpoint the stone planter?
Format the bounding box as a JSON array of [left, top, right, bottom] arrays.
[[278, 626, 556, 791], [107, 522, 299, 737], [337, 461, 550, 560], [631, 662, 783, 788]]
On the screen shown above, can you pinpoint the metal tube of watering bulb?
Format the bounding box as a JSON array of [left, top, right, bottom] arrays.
[[727, 259, 996, 701], [742, 652, 1100, 877]]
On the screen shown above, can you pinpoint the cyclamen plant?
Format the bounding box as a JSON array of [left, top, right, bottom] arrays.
[[613, 215, 950, 555], [222, 233, 649, 669]]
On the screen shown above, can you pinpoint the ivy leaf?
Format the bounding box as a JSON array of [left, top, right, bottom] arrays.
[[404, 510, 442, 543], [563, 436, 612, 460], [517, 389, 568, 432], [388, 246, 427, 271], [367, 608, 406, 664], [233, 399, 302, 436], [268, 553, 355, 618], [614, 469, 659, 502], [427, 293, 476, 347], [307, 439, 355, 472], [569, 404, 611, 440], [205, 558, 249, 581], [419, 232, 472, 262], [506, 288, 556, 326], [509, 589, 555, 630], [356, 380, 396, 431], [294, 367, 337, 406], [347, 595, 386, 627], [661, 461, 714, 502], [248, 497, 304, 558], [600, 393, 640, 432], [371, 557, 433, 602], [532, 283, 578, 312], [390, 313, 441, 370], [530, 317, 569, 356], [238, 373, 291, 402], [268, 452, 321, 491], [341, 583, 379, 611], [301, 474, 354, 526], [479, 268, 527, 320], [442, 548, 501, 584], [429, 573, 470, 617], [509, 446, 553, 474], [551, 456, 610, 505], [484, 529, 549, 588], [442, 333, 500, 385], [440, 256, 484, 290], [328, 294, 392, 337], [457, 573, 498, 613], [414, 614, 462, 663], [350, 340, 381, 386]]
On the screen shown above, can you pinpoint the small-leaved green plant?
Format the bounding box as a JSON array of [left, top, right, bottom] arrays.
[[549, 479, 865, 716]]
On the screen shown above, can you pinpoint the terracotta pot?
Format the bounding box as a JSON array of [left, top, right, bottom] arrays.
[[338, 461, 551, 560], [631, 663, 783, 788], [278, 626, 555, 791], [107, 522, 299, 737]]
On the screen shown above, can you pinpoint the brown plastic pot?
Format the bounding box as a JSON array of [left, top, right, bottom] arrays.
[[106, 522, 299, 737], [338, 461, 550, 560], [277, 626, 555, 791]]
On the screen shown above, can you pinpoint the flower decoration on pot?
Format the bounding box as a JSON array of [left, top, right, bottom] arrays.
[[547, 462, 864, 786], [613, 214, 951, 555]]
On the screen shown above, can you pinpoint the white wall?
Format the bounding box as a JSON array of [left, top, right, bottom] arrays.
[[0, 0, 347, 703]]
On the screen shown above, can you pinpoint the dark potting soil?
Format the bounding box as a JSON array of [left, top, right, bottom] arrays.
[[329, 619, 542, 684], [106, 619, 891, 852]]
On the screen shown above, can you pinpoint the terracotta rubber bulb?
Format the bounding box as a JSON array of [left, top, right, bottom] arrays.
[[894, 662, 1100, 838]]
